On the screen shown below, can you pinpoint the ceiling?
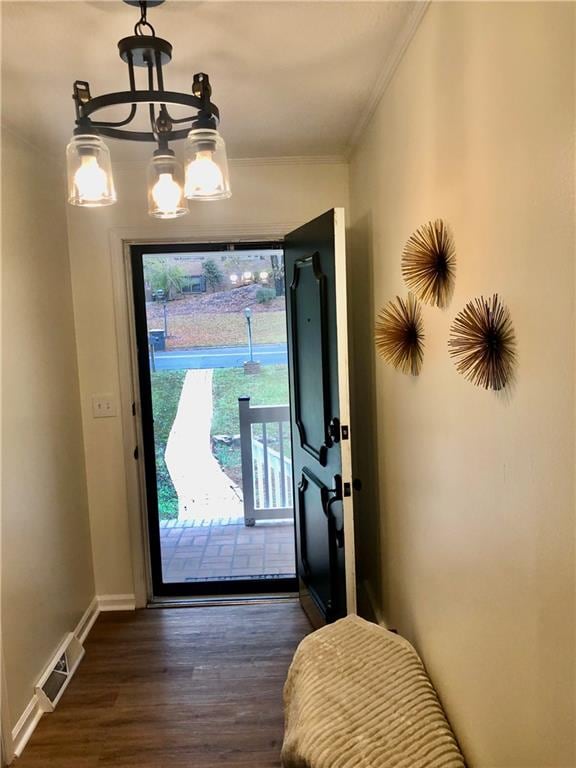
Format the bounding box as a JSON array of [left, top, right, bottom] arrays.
[[1, 1, 420, 161]]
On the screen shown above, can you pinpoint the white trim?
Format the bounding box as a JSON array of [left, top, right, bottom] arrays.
[[73, 597, 100, 645], [333, 208, 357, 615], [109, 221, 301, 606], [115, 155, 346, 171], [108, 222, 301, 242], [346, 0, 430, 153], [110, 239, 151, 609], [230, 155, 346, 168], [11, 696, 42, 759], [9, 594, 102, 760], [97, 594, 137, 612]]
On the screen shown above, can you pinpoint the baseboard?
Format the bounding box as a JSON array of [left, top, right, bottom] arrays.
[[74, 596, 99, 645], [97, 593, 136, 612], [8, 595, 102, 762], [11, 695, 42, 758]]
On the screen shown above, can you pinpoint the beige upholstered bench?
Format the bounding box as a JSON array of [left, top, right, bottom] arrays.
[[282, 615, 465, 768]]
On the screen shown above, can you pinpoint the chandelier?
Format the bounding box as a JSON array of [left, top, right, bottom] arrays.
[[66, 0, 231, 219]]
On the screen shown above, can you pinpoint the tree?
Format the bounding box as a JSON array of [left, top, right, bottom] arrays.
[[145, 257, 184, 301], [202, 258, 224, 292], [144, 257, 185, 337]]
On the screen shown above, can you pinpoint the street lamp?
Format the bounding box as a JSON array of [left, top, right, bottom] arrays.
[[243, 306, 260, 374], [244, 306, 254, 362]]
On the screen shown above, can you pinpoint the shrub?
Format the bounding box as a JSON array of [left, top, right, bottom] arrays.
[[256, 287, 276, 304]]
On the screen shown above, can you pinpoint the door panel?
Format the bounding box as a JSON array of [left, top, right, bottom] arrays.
[[289, 252, 331, 465], [285, 208, 356, 625], [297, 469, 337, 614]]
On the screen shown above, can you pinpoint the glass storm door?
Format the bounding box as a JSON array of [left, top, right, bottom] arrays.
[[130, 242, 297, 598]]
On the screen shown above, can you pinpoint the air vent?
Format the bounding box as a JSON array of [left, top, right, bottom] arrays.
[[35, 633, 84, 712]]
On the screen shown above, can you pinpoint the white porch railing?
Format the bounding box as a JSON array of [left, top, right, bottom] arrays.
[[238, 396, 293, 527]]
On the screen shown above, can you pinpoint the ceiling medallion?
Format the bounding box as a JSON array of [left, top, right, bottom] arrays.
[[66, 0, 231, 218]]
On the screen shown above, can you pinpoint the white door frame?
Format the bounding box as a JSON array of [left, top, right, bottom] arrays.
[[109, 222, 302, 606]]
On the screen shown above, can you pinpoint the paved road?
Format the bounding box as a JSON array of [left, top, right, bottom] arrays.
[[151, 343, 288, 371]]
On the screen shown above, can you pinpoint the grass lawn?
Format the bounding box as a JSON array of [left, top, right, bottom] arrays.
[[151, 370, 186, 520], [165, 311, 287, 349], [211, 365, 289, 486]]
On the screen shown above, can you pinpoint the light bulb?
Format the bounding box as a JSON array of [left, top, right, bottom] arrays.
[[67, 134, 116, 207], [152, 172, 184, 217], [147, 151, 188, 219], [74, 155, 108, 203], [185, 150, 225, 198]]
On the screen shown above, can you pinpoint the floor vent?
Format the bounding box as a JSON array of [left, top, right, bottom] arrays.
[[35, 633, 84, 712]]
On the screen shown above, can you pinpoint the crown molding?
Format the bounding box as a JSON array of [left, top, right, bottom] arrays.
[[112, 154, 346, 170], [229, 155, 346, 167], [346, 0, 430, 155]]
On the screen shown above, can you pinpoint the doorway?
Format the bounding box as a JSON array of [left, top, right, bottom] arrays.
[[130, 242, 297, 598]]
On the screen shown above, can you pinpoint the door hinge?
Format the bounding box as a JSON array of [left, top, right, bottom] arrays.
[[133, 445, 139, 460], [341, 424, 349, 440], [131, 401, 136, 416]]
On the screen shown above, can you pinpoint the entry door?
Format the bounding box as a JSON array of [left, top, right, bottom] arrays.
[[285, 209, 357, 625]]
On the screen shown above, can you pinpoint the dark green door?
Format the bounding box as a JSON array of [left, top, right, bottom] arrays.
[[285, 209, 357, 626]]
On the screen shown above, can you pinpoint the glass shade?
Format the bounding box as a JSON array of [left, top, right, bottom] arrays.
[[147, 153, 188, 219], [184, 128, 231, 200], [66, 134, 116, 207]]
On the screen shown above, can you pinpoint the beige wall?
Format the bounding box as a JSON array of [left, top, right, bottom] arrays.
[[1, 127, 95, 727], [349, 3, 575, 766], [66, 158, 349, 599]]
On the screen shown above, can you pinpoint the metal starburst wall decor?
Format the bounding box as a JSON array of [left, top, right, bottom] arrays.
[[448, 294, 516, 391], [401, 219, 456, 308], [375, 293, 424, 376]]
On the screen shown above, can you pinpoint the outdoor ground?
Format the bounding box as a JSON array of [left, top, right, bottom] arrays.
[[152, 365, 289, 520], [161, 518, 295, 582], [211, 364, 289, 488], [146, 284, 287, 349], [151, 370, 186, 519]]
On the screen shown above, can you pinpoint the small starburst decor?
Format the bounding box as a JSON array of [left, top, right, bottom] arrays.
[[401, 219, 456, 308], [448, 294, 516, 391], [375, 294, 424, 376]]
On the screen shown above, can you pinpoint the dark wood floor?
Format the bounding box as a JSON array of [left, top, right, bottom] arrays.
[[16, 602, 310, 768]]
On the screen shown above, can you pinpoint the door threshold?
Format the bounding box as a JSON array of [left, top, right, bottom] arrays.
[[147, 592, 299, 609]]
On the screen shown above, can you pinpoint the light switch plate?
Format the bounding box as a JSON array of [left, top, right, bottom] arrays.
[[92, 394, 117, 419]]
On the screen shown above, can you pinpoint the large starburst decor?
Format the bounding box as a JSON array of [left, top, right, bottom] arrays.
[[375, 293, 424, 376], [448, 294, 516, 390], [401, 219, 456, 308]]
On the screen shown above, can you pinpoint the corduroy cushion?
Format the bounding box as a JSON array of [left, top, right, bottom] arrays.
[[282, 615, 465, 768]]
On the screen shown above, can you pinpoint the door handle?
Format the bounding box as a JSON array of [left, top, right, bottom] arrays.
[[324, 475, 344, 549]]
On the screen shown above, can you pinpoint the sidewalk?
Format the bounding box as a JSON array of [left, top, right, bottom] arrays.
[[164, 369, 243, 522]]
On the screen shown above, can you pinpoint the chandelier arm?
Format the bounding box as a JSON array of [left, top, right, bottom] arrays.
[[154, 49, 165, 92], [147, 60, 159, 140], [83, 43, 138, 129], [91, 103, 138, 129], [80, 90, 220, 122], [164, 113, 197, 124], [127, 49, 137, 92]]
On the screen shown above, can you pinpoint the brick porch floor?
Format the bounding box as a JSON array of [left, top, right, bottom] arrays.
[[160, 518, 296, 583]]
